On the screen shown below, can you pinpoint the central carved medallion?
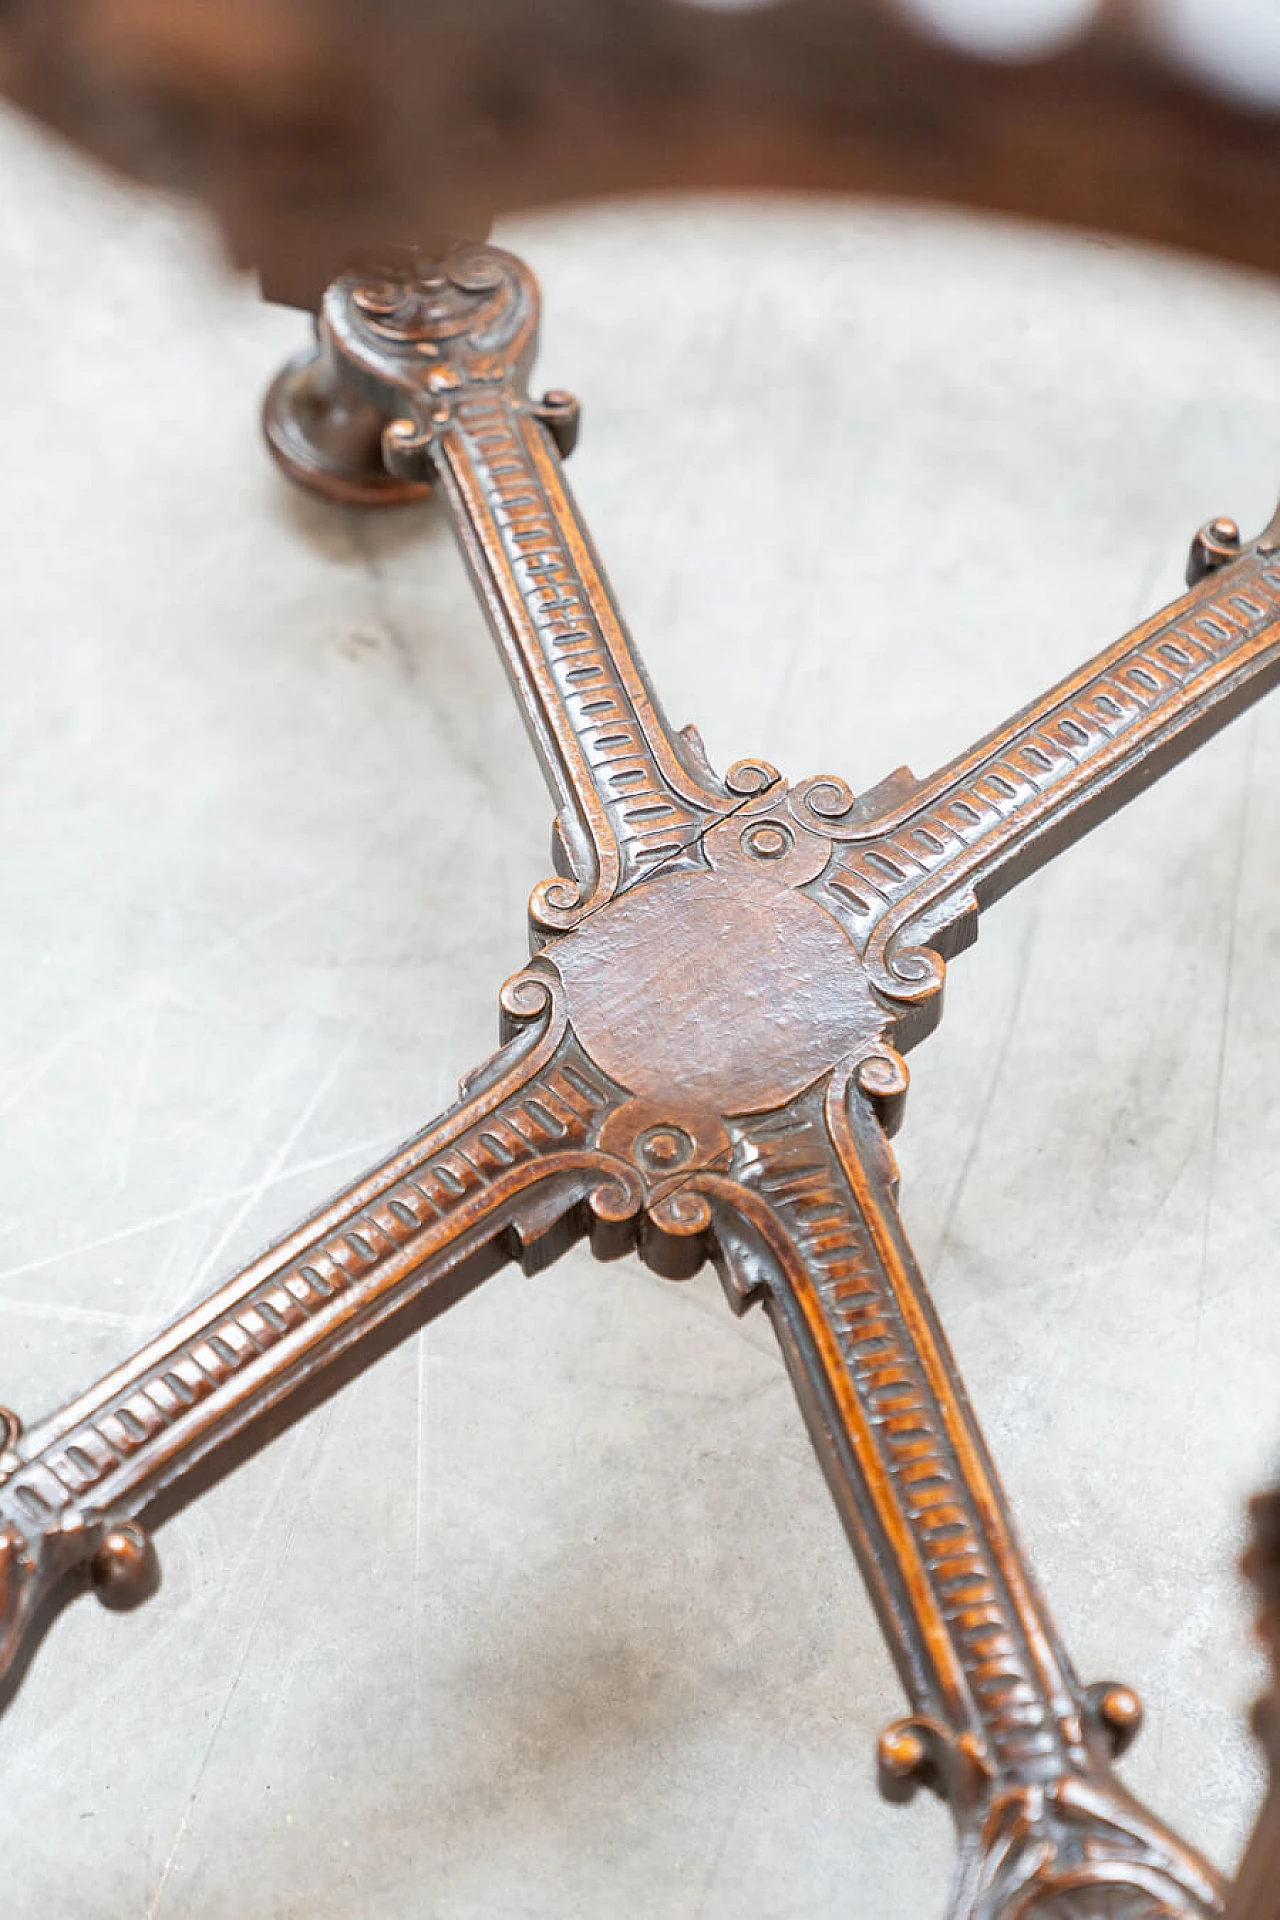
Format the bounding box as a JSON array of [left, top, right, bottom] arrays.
[[551, 836, 885, 1117]]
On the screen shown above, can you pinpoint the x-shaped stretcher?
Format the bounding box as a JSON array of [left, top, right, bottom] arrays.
[[2, 243, 1277, 1918]]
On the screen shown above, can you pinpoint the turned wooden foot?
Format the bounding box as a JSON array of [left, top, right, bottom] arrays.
[[262, 332, 431, 509]]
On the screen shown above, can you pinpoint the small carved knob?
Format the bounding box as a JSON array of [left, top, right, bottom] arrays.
[[1089, 1680, 1145, 1757], [0, 1407, 20, 1486], [740, 820, 793, 862], [879, 1720, 927, 1776], [1186, 516, 1242, 587], [857, 1048, 911, 1138], [877, 1718, 937, 1803], [92, 1522, 160, 1613], [532, 390, 581, 460], [637, 1125, 693, 1173]]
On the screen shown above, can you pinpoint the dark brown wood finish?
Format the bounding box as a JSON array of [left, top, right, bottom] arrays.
[[1226, 1489, 1280, 1920], [4, 1, 1280, 306], [1, 243, 1277, 1914]]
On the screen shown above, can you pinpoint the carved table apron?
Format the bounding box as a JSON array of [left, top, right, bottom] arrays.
[[2, 244, 1278, 1917]]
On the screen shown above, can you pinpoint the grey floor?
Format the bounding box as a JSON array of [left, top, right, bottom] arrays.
[[0, 100, 1277, 1920]]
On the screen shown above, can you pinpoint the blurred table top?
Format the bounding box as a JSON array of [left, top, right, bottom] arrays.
[[4, 0, 1280, 305]]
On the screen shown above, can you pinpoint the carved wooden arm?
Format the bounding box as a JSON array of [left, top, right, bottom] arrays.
[[308, 253, 744, 935], [797, 519, 1280, 1039], [0, 970, 639, 1711], [709, 1069, 1225, 1913]]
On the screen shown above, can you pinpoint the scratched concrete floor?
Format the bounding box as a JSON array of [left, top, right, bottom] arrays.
[[0, 100, 1278, 1920]]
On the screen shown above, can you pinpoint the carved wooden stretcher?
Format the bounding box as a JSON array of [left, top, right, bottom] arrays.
[[1, 0, 1279, 1911], [1, 240, 1278, 1916]]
